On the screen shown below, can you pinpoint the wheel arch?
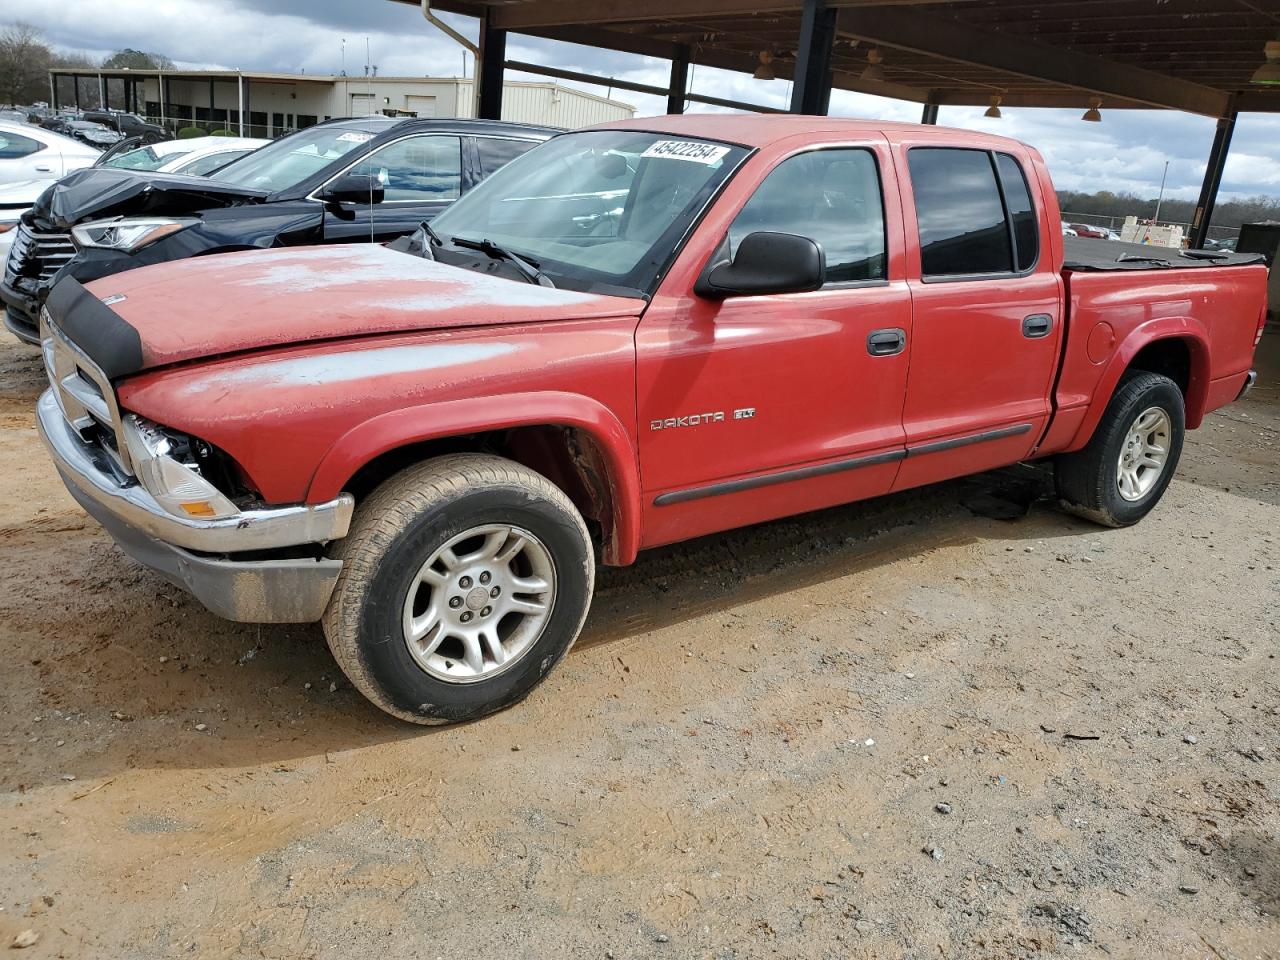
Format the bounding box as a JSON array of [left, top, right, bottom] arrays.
[[306, 391, 642, 565], [1068, 320, 1210, 450]]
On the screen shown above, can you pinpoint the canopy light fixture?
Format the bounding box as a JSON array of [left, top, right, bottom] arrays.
[[1252, 40, 1280, 85], [984, 95, 1003, 119], [861, 48, 885, 82], [753, 50, 776, 81], [1082, 98, 1103, 122]]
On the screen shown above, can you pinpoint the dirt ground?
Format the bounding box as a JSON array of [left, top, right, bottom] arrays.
[[0, 331, 1276, 960]]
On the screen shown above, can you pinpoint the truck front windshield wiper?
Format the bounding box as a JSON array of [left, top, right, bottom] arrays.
[[451, 235, 555, 288]]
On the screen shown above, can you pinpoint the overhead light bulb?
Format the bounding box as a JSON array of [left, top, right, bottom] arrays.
[[753, 50, 776, 81], [861, 48, 884, 82], [984, 95, 1003, 119], [1251, 40, 1280, 85], [1082, 98, 1103, 122]]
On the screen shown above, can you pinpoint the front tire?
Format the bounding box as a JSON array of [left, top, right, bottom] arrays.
[[323, 454, 595, 725], [1055, 371, 1185, 527]]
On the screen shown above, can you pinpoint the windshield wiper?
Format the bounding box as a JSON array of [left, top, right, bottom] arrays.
[[451, 235, 555, 287], [420, 219, 443, 248]]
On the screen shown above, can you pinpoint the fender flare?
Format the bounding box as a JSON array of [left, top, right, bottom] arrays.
[[306, 390, 642, 565], [1067, 316, 1211, 450]]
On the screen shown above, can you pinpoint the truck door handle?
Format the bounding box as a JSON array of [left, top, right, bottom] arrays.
[[1022, 314, 1053, 339], [34, 164, 54, 172], [866, 328, 907, 357]]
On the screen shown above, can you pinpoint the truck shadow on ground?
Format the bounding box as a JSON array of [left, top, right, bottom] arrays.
[[8, 461, 1106, 788]]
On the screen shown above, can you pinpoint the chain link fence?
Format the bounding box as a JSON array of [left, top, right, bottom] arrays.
[[1062, 211, 1241, 244]]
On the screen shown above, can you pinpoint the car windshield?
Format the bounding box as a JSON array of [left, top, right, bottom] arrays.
[[211, 126, 379, 192], [104, 146, 188, 171], [427, 130, 749, 295]]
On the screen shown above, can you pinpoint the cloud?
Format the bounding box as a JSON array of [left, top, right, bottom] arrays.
[[9, 0, 1278, 201]]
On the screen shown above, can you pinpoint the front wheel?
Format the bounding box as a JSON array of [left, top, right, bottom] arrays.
[[323, 454, 595, 724], [1054, 371, 1185, 527]]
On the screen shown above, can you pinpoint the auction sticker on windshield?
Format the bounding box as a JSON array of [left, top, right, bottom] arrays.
[[641, 140, 732, 164], [336, 132, 374, 143]]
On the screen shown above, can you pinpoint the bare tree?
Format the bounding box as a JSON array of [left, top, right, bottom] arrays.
[[0, 21, 53, 106]]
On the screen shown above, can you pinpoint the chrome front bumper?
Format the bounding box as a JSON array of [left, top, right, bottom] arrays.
[[38, 389, 353, 622]]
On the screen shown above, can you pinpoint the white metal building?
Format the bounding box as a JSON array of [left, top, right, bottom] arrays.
[[47, 69, 635, 138]]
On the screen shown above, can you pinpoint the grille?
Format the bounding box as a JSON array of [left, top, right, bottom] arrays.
[[6, 223, 76, 285], [41, 309, 132, 476]]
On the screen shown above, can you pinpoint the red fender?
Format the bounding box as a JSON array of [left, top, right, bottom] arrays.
[[1066, 317, 1211, 451], [305, 391, 642, 566]]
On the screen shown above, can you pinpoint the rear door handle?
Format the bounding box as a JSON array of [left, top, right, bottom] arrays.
[[1022, 314, 1053, 339], [866, 327, 907, 357]]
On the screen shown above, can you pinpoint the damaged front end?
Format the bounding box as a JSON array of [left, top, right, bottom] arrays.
[[1, 167, 269, 344]]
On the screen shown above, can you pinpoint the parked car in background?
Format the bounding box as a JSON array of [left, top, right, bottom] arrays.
[[1208, 237, 1238, 252], [0, 109, 29, 124], [81, 110, 167, 143], [1067, 222, 1109, 239], [2, 116, 554, 343], [1061, 224, 1078, 237], [33, 115, 1268, 723], [50, 119, 123, 149], [98, 136, 268, 177], [0, 121, 100, 187]]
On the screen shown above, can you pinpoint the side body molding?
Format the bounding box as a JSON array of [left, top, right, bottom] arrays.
[[306, 390, 643, 565]]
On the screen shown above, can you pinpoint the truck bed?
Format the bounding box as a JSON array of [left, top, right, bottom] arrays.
[[1062, 235, 1266, 272]]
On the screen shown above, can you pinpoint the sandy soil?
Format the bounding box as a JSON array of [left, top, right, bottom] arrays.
[[0, 333, 1276, 960]]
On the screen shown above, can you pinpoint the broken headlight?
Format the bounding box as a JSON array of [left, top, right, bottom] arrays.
[[71, 217, 197, 253], [121, 414, 240, 520]]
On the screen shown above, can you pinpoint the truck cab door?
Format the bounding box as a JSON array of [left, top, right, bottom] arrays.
[[320, 133, 462, 243], [892, 144, 1062, 492], [635, 144, 913, 548]]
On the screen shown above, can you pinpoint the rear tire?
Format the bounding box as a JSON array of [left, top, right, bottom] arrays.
[[323, 454, 595, 725], [1054, 371, 1184, 527]]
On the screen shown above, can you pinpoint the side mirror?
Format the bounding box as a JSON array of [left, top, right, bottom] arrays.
[[696, 231, 824, 299], [319, 173, 385, 206]]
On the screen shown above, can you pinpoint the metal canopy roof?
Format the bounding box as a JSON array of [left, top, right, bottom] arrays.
[[416, 0, 1280, 116]]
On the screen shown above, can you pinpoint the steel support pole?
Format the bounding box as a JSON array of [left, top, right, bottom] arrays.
[[476, 13, 507, 120], [790, 0, 835, 115], [49, 74, 58, 110], [667, 45, 690, 115], [921, 102, 939, 124], [238, 73, 245, 135], [1190, 109, 1237, 249], [98, 73, 106, 109]]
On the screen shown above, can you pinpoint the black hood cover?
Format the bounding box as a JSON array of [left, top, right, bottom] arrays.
[[31, 167, 269, 231]]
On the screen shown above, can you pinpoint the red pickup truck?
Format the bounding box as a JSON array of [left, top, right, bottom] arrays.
[[36, 116, 1267, 724]]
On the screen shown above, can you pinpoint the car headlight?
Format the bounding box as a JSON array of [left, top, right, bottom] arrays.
[[121, 414, 239, 520], [71, 217, 196, 253]]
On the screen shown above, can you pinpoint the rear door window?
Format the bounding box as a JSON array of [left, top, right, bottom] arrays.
[[908, 147, 1013, 278], [0, 132, 43, 159], [347, 134, 462, 201], [728, 148, 887, 283], [476, 137, 539, 178]]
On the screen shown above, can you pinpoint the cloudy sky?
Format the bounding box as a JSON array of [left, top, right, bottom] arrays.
[[14, 0, 1280, 203]]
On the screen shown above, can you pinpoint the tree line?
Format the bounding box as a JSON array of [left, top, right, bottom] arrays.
[[1, 21, 173, 107], [1058, 189, 1280, 229]]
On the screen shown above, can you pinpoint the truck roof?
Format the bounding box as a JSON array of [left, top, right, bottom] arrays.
[[599, 112, 1033, 152]]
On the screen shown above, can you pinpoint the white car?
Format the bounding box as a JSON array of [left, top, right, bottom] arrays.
[[0, 120, 99, 187], [0, 179, 51, 257], [100, 136, 268, 177]]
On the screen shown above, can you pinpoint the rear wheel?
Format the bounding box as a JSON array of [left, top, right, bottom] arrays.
[[1055, 371, 1185, 527], [323, 454, 594, 724]]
